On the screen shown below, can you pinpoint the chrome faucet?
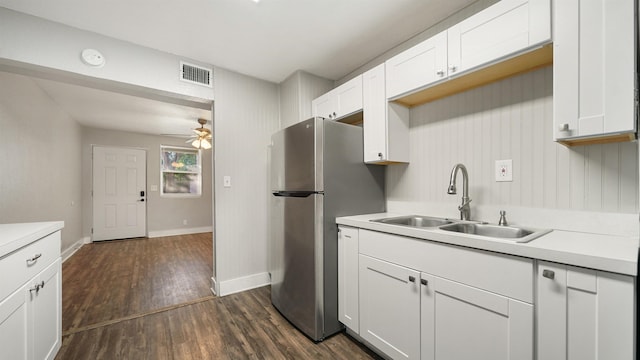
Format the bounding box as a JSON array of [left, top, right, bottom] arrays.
[[447, 163, 471, 220]]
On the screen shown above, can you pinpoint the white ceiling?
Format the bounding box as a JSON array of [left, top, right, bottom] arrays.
[[0, 0, 476, 136]]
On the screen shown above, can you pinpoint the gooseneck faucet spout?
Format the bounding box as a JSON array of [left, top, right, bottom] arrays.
[[447, 163, 471, 220]]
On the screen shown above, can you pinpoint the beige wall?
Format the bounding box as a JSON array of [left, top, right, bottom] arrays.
[[0, 71, 83, 251], [80, 127, 213, 237]]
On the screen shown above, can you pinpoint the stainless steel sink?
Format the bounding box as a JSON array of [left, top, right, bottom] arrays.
[[438, 223, 551, 243], [371, 215, 454, 228]]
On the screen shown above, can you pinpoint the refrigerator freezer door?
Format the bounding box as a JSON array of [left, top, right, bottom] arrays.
[[270, 118, 323, 192], [270, 192, 324, 340]]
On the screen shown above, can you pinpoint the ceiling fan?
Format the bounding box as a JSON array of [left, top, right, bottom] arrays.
[[163, 118, 212, 150], [188, 118, 212, 150]]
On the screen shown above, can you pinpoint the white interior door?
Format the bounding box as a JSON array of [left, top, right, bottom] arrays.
[[92, 146, 147, 241]]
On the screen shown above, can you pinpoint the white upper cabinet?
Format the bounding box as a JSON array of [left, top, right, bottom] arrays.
[[363, 63, 409, 164], [553, 0, 637, 145], [312, 75, 363, 121], [385, 0, 551, 104], [385, 31, 448, 99], [448, 0, 551, 75]]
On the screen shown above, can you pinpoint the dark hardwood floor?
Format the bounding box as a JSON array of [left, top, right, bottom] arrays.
[[56, 234, 379, 359]]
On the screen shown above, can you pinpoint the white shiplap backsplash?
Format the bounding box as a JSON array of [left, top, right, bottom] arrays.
[[386, 67, 639, 235]]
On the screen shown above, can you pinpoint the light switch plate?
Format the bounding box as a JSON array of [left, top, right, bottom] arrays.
[[150, 185, 158, 192], [495, 159, 513, 182], [223, 176, 232, 188]]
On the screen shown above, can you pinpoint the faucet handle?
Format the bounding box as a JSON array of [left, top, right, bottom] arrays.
[[498, 210, 508, 226], [457, 198, 472, 211]]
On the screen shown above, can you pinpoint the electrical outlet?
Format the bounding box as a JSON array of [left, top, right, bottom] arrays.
[[495, 159, 513, 182], [223, 176, 232, 188]]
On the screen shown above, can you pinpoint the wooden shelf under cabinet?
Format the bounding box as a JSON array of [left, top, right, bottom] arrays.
[[391, 45, 553, 108]]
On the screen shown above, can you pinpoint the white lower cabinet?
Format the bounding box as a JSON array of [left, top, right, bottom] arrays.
[[0, 259, 61, 360], [421, 273, 533, 360], [31, 259, 62, 360], [0, 282, 29, 360], [339, 227, 636, 360], [359, 254, 420, 360], [537, 261, 635, 360], [0, 226, 62, 360], [338, 226, 360, 332]]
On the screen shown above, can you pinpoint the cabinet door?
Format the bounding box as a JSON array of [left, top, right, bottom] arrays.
[[421, 273, 533, 360], [363, 64, 410, 164], [553, 0, 636, 141], [338, 226, 359, 332], [363, 64, 387, 163], [359, 255, 420, 359], [29, 258, 62, 360], [335, 75, 363, 119], [312, 92, 335, 120], [448, 0, 550, 75], [537, 261, 635, 360], [0, 284, 29, 360], [385, 31, 447, 99]]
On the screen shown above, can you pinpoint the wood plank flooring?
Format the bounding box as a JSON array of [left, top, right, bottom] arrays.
[[56, 234, 379, 359]]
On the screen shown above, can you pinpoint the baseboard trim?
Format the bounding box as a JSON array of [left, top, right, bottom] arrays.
[[147, 226, 213, 238], [210, 277, 219, 296], [218, 272, 270, 297], [62, 236, 90, 263]]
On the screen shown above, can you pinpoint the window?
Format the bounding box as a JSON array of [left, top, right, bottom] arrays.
[[160, 146, 202, 197]]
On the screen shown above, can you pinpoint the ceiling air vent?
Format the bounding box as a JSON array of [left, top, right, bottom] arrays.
[[180, 61, 212, 88]]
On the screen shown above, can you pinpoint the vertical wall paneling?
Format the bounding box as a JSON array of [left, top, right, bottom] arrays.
[[278, 71, 332, 130], [214, 67, 280, 294], [386, 67, 638, 218]]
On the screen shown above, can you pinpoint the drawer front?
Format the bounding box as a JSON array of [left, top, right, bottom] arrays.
[[359, 229, 534, 303], [0, 231, 61, 302]]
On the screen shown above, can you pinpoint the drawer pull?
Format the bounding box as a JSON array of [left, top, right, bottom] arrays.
[[408, 276, 416, 283], [542, 269, 555, 279], [27, 253, 42, 264], [420, 279, 428, 286]]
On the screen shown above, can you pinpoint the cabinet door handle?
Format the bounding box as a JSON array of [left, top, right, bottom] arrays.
[[408, 276, 416, 282], [449, 65, 458, 73], [378, 152, 383, 158], [29, 281, 45, 293], [542, 269, 555, 279], [420, 279, 428, 286], [27, 253, 42, 264], [558, 123, 570, 131], [436, 70, 445, 77]]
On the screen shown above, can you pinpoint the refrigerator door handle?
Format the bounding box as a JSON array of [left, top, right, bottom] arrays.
[[272, 191, 322, 198]]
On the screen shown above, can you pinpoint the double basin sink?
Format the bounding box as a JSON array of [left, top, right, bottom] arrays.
[[371, 215, 551, 243]]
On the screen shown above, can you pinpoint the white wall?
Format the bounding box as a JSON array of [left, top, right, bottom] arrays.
[[386, 67, 639, 234], [0, 71, 83, 251], [279, 70, 333, 129], [213, 67, 280, 295], [0, 7, 213, 105], [80, 127, 213, 238]]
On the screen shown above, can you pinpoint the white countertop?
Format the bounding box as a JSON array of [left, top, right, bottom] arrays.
[[337, 213, 639, 276], [0, 221, 64, 258]]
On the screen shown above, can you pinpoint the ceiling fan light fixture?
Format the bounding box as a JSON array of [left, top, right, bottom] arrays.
[[191, 139, 201, 148], [201, 139, 212, 150]]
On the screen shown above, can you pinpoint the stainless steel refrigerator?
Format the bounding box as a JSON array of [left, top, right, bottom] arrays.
[[269, 117, 385, 341]]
